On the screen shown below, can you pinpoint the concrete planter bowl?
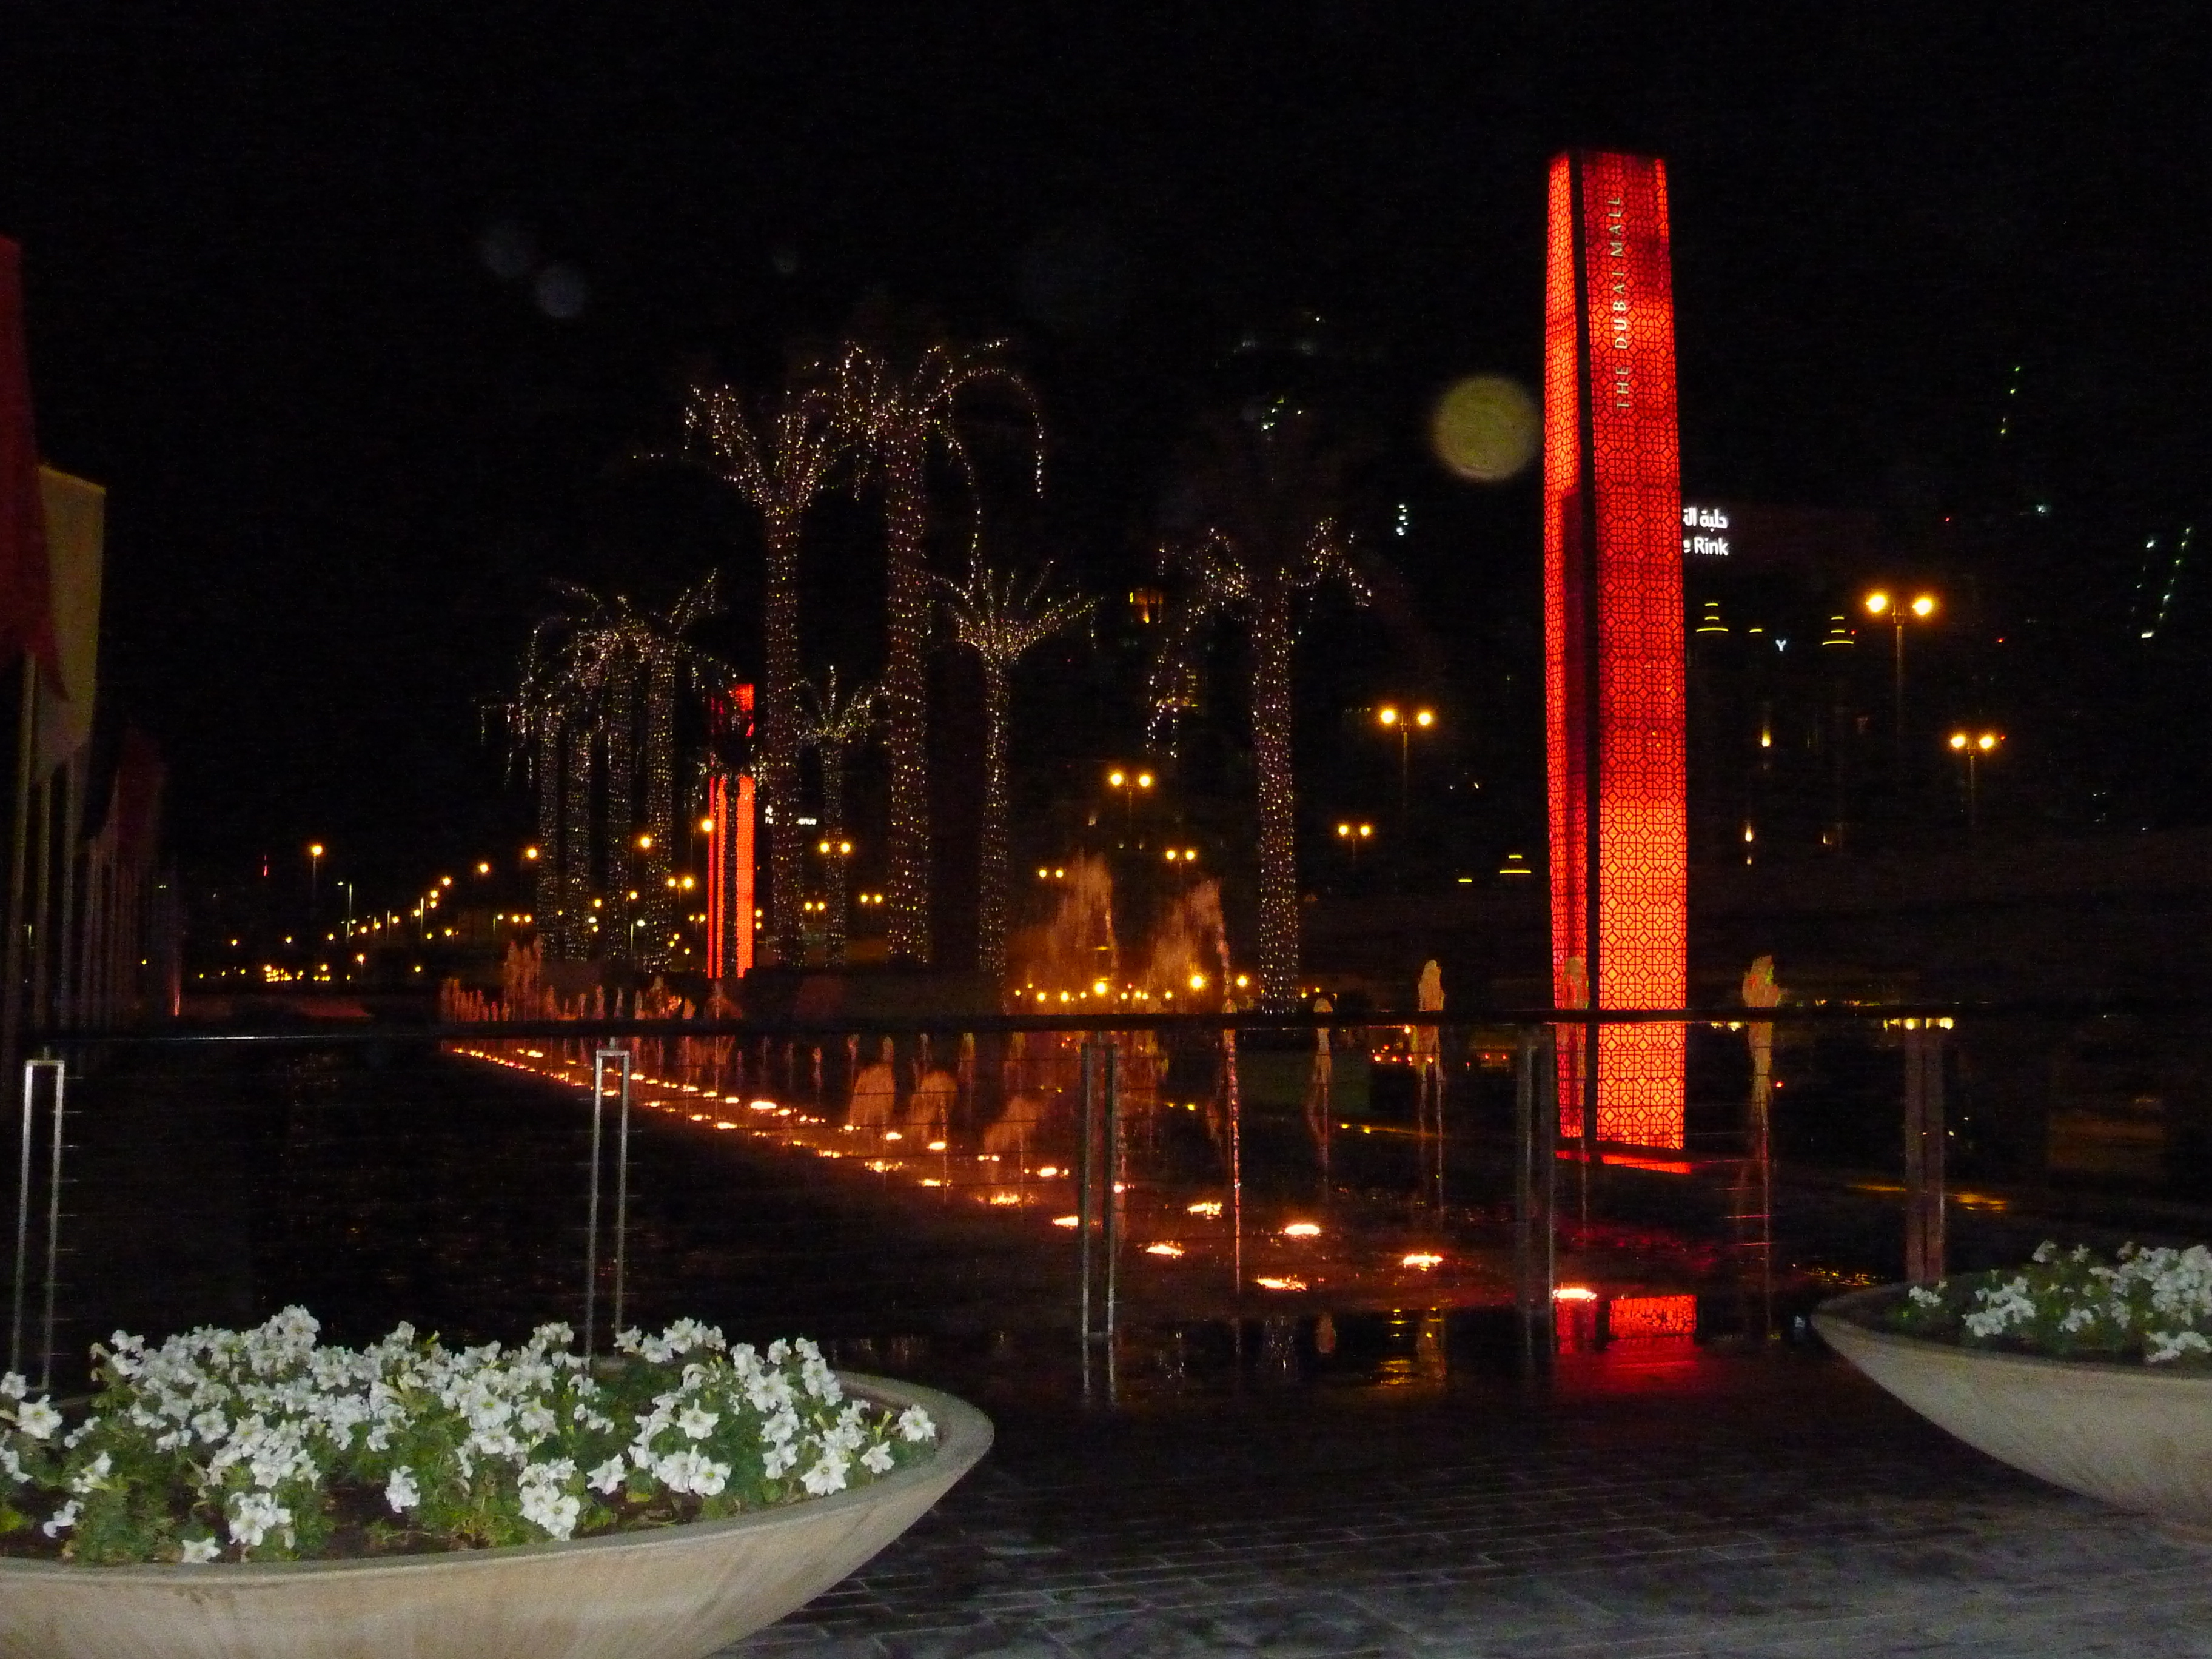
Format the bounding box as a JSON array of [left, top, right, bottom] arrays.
[[0, 1373, 990, 1659], [1815, 1286, 2212, 1519]]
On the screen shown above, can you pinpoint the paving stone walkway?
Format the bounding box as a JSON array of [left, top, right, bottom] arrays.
[[722, 1342, 2212, 1658]]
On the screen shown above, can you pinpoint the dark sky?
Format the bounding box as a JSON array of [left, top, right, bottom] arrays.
[[3, 4, 2208, 905]]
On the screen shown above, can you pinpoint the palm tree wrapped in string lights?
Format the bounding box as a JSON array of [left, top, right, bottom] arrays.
[[939, 558, 1091, 987], [528, 574, 726, 968], [834, 338, 1042, 964], [1148, 401, 1366, 1010], [491, 636, 580, 959], [669, 372, 845, 967], [796, 666, 877, 966]]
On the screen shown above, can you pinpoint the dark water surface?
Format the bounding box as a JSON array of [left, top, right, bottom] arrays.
[[32, 1043, 2206, 1414]]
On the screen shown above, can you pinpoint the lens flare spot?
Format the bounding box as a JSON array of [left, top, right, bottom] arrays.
[[1430, 374, 1540, 483]]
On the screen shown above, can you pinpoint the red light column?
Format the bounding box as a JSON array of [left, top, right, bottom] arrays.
[[705, 683, 756, 982], [1543, 151, 1687, 1149]]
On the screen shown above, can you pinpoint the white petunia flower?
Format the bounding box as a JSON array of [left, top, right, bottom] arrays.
[[226, 1491, 291, 1551], [897, 1405, 937, 1443], [179, 1536, 222, 1564], [587, 1455, 626, 1494], [799, 1452, 849, 1496], [66, 1451, 113, 1495], [860, 1441, 894, 1475], [384, 1467, 421, 1512], [677, 1405, 718, 1441]]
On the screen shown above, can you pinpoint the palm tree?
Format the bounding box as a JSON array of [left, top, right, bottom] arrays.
[[672, 374, 844, 967], [1149, 401, 1365, 1009], [492, 636, 580, 959], [796, 667, 877, 965], [531, 574, 726, 967], [939, 558, 1090, 986], [834, 339, 1042, 964]]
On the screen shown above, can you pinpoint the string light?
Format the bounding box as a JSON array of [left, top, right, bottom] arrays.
[[939, 557, 1090, 987], [834, 339, 1044, 964], [1148, 403, 1365, 1008], [507, 574, 726, 968], [797, 666, 877, 966], [604, 658, 635, 962], [674, 376, 844, 966]]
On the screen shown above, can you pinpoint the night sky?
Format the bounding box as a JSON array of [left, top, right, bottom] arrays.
[[4, 5, 2208, 908]]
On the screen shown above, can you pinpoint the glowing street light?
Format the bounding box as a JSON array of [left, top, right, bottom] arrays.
[[306, 842, 324, 922], [1104, 766, 1155, 843], [1335, 820, 1375, 868], [1947, 728, 2002, 833], [1865, 589, 1939, 762], [1375, 704, 1436, 829]]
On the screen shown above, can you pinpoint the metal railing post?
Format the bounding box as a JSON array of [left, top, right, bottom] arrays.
[[8, 1058, 62, 1386], [1102, 1042, 1120, 1397], [1076, 1041, 1096, 1395], [584, 1046, 629, 1358], [1513, 1028, 1557, 1372], [10, 1060, 32, 1376], [1580, 1010, 1597, 1222], [1226, 1024, 1242, 1298], [611, 1048, 634, 1341], [1903, 1023, 1946, 1283], [38, 1058, 63, 1391]]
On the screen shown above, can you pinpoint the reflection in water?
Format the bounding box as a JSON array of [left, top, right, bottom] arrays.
[[451, 1024, 1808, 1361], [454, 1032, 1538, 1322], [446, 917, 1837, 1396]]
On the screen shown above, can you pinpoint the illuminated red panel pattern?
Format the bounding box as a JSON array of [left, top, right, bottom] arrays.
[[1607, 1294, 1697, 1339], [1543, 152, 1687, 1148], [705, 683, 756, 982]]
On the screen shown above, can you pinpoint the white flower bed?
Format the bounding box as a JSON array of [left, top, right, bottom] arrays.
[[1892, 1241, 2212, 1364], [0, 1310, 936, 1564]]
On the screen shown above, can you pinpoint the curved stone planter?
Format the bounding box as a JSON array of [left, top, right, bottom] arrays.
[[1816, 1286, 2212, 1520], [0, 1373, 990, 1659]]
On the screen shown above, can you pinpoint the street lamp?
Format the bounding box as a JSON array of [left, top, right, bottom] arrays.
[[306, 843, 324, 923], [1864, 590, 1939, 763], [1375, 705, 1436, 824], [1946, 729, 2002, 834], [1104, 766, 1154, 844], [1335, 820, 1375, 869]]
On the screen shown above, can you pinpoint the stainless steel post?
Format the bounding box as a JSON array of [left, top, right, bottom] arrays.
[[1227, 1025, 1242, 1296], [1102, 1043, 1120, 1391], [610, 1048, 634, 1341], [9, 1059, 30, 1375], [1514, 1027, 1535, 1339], [584, 1048, 619, 1356], [38, 1058, 63, 1390], [1513, 1028, 1558, 1370], [1077, 1041, 1096, 1395], [1903, 1024, 1946, 1283]]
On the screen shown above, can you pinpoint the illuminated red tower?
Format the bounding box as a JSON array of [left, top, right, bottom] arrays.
[[1543, 151, 1686, 1148], [704, 683, 756, 982]]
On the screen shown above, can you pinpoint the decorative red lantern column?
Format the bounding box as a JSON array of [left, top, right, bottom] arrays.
[[1543, 151, 1687, 1150]]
